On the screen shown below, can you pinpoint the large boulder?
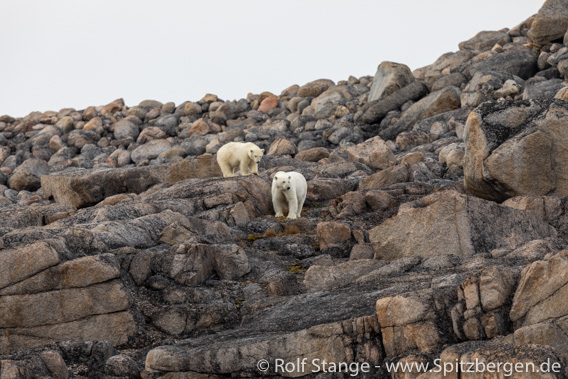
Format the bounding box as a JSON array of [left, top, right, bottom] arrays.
[[359, 81, 429, 124], [467, 46, 537, 80], [464, 99, 568, 201], [528, 0, 568, 45], [41, 156, 221, 208], [369, 191, 555, 260], [379, 86, 461, 141], [8, 159, 50, 191], [368, 61, 415, 102]]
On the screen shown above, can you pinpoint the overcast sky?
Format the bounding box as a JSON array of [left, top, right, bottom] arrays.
[[1, 0, 540, 118]]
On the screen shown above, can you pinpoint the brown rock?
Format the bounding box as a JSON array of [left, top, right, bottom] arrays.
[[257, 95, 278, 113], [369, 191, 555, 260], [359, 164, 411, 190], [528, 0, 568, 45], [101, 98, 124, 115], [188, 118, 222, 136], [346, 136, 395, 170], [295, 147, 330, 162], [298, 79, 335, 98], [266, 138, 297, 156], [317, 222, 351, 250], [368, 61, 415, 102]]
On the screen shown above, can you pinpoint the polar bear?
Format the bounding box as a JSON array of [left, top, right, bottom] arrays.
[[216, 142, 264, 177], [272, 171, 308, 220]]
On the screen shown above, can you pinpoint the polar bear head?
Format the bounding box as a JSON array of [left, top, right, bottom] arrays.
[[273, 172, 292, 191], [248, 145, 264, 164]]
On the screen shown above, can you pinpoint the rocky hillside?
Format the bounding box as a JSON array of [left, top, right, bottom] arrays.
[[2, 1, 568, 378]]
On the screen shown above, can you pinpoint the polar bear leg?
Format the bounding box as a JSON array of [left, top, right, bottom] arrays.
[[249, 161, 259, 175], [297, 196, 305, 218], [273, 195, 284, 217], [239, 160, 251, 176], [219, 161, 235, 178], [286, 193, 298, 220]]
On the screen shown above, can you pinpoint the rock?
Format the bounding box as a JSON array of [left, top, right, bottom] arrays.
[[113, 119, 139, 141], [304, 259, 384, 291], [187, 118, 222, 136], [467, 45, 538, 80], [7, 158, 50, 191], [184, 102, 202, 116], [376, 289, 453, 356], [0, 241, 60, 291], [131, 139, 171, 163], [464, 100, 568, 201], [266, 138, 297, 156], [431, 72, 468, 92], [105, 354, 140, 378], [311, 87, 354, 119], [528, 0, 568, 45], [360, 81, 429, 124], [380, 86, 461, 141], [157, 244, 249, 286], [510, 253, 568, 328], [317, 221, 351, 251], [459, 31, 511, 52], [346, 136, 395, 170], [101, 98, 125, 115], [369, 191, 555, 260], [359, 164, 412, 190], [257, 95, 278, 113], [39, 350, 68, 379], [136, 126, 166, 144], [297, 79, 335, 98], [41, 157, 220, 208], [368, 61, 415, 102], [522, 78, 566, 100], [295, 147, 329, 162], [67, 129, 100, 149], [0, 281, 135, 353]]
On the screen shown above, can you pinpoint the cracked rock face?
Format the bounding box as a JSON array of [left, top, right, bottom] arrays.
[[3, 1, 568, 377]]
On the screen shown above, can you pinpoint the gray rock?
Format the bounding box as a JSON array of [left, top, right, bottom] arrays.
[[8, 158, 50, 191], [359, 81, 429, 124], [467, 45, 538, 80], [368, 61, 415, 102], [113, 119, 139, 141]]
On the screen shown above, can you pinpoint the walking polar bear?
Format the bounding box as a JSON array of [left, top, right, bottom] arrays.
[[216, 142, 264, 177], [272, 171, 307, 220]]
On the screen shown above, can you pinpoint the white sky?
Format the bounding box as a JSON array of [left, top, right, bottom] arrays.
[[1, 0, 540, 118]]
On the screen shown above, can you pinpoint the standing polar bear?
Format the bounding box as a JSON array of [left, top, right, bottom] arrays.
[[216, 142, 264, 177], [272, 171, 307, 220]]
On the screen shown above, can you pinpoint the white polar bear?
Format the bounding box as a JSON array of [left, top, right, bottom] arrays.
[[272, 171, 308, 220], [216, 142, 264, 178]]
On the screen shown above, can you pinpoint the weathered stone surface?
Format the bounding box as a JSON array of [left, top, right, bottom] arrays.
[[316, 221, 351, 251], [380, 86, 461, 140], [266, 138, 297, 156], [297, 79, 335, 98], [346, 136, 395, 170], [359, 164, 411, 190], [376, 289, 453, 356], [41, 156, 220, 208], [459, 31, 511, 52], [368, 61, 415, 102], [369, 191, 555, 260], [163, 244, 250, 286], [464, 100, 568, 201], [0, 241, 60, 291], [360, 81, 429, 124], [304, 259, 384, 292], [510, 253, 568, 328], [8, 158, 50, 191], [528, 0, 568, 45], [467, 46, 537, 80]]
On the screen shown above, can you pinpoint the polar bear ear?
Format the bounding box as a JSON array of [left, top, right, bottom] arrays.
[[274, 175, 278, 180], [261, 149, 264, 153]]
